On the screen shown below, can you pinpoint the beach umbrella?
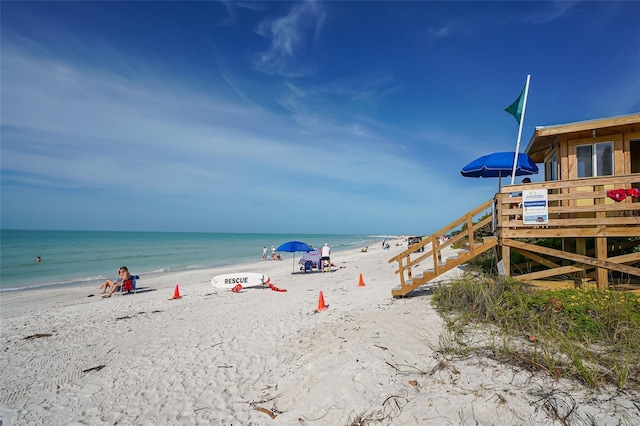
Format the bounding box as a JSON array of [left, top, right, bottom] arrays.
[[276, 241, 314, 272], [460, 151, 538, 190]]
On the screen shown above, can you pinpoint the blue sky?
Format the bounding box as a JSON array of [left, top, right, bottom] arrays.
[[2, 1, 639, 235]]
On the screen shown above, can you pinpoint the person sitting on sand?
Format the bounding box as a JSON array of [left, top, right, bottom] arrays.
[[99, 266, 131, 298]]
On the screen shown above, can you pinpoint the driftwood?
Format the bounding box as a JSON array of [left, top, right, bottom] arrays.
[[23, 333, 52, 340], [82, 365, 106, 373], [253, 406, 277, 419]]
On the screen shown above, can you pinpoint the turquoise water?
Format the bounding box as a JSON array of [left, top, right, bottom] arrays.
[[0, 230, 382, 292]]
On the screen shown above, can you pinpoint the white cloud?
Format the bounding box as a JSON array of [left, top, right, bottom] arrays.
[[253, 1, 325, 77], [429, 26, 452, 39], [1, 45, 465, 233], [524, 1, 580, 25]]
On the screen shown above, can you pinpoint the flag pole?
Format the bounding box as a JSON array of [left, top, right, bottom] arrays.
[[509, 74, 531, 185]]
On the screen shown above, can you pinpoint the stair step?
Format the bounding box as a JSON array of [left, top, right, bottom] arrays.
[[390, 199, 496, 297]]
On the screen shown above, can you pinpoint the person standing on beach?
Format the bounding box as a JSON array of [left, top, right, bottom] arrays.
[[262, 246, 267, 260], [271, 245, 276, 259], [321, 243, 331, 273]]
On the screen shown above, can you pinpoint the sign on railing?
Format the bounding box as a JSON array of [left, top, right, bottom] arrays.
[[522, 189, 549, 225]]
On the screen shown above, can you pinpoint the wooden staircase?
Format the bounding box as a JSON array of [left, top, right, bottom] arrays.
[[388, 199, 497, 297]]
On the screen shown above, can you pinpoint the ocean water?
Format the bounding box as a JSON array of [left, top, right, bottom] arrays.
[[0, 230, 383, 292]]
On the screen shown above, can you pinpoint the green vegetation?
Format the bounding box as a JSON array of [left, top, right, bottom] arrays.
[[431, 270, 640, 390]]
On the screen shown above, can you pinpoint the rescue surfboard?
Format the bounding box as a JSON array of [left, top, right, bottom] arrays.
[[211, 272, 270, 289]]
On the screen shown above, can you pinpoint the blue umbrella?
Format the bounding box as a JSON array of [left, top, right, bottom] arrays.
[[461, 151, 538, 190], [276, 241, 313, 252], [276, 241, 313, 272]]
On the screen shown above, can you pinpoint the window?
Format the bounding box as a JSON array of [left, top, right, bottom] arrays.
[[576, 141, 613, 177], [631, 139, 640, 174], [545, 152, 558, 181]]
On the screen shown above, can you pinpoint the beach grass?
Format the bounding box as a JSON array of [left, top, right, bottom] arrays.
[[431, 269, 640, 391]]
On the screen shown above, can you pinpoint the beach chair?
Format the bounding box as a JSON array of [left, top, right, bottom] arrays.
[[120, 275, 140, 294], [303, 261, 314, 273]]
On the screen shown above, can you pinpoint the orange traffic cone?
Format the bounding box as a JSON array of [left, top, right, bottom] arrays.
[[172, 284, 181, 299], [358, 273, 365, 287], [317, 291, 327, 311]]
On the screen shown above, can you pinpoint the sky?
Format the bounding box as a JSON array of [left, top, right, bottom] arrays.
[[1, 1, 639, 235]]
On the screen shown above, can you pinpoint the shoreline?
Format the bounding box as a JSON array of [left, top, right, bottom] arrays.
[[2, 239, 637, 425], [0, 240, 401, 318], [0, 233, 386, 293]]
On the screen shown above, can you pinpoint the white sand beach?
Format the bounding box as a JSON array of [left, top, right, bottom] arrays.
[[1, 240, 638, 425]]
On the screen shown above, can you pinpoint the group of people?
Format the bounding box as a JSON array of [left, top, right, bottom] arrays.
[[295, 243, 333, 273], [99, 266, 132, 298], [262, 246, 281, 260]]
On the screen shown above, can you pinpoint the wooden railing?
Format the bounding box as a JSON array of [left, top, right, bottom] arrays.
[[388, 199, 494, 290], [389, 174, 640, 295], [496, 174, 640, 239], [496, 174, 640, 289]]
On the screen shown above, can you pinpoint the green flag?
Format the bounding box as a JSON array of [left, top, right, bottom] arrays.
[[505, 85, 525, 125]]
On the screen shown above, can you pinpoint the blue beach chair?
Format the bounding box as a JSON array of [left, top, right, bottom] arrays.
[[120, 275, 140, 294], [303, 261, 314, 273]]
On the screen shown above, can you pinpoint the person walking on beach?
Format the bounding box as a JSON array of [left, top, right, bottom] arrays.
[[321, 243, 331, 273], [262, 246, 267, 260]]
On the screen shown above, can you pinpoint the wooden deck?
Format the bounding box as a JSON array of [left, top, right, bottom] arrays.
[[389, 174, 640, 297]]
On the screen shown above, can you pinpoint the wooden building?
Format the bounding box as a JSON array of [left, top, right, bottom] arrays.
[[389, 113, 640, 297]]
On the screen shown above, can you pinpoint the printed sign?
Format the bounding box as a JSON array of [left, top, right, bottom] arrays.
[[522, 189, 548, 225]]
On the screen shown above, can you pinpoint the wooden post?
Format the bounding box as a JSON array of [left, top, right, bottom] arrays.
[[596, 237, 608, 289], [431, 236, 439, 274], [594, 185, 608, 289], [501, 243, 511, 277], [467, 213, 476, 254], [494, 194, 502, 232]]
